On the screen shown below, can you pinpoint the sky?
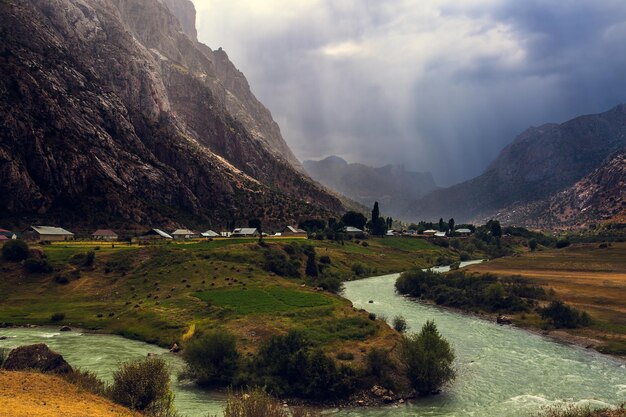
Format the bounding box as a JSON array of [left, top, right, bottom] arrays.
[[193, 0, 626, 186]]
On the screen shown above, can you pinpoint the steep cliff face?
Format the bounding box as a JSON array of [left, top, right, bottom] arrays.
[[304, 156, 438, 218], [0, 0, 340, 229], [407, 104, 626, 223], [491, 149, 626, 228]]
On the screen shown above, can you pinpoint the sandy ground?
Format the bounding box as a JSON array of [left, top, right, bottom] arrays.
[[0, 371, 137, 417]]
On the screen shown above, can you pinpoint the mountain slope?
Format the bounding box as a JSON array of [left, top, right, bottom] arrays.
[[407, 104, 626, 222], [0, 0, 340, 229], [491, 149, 626, 228], [304, 156, 438, 218]]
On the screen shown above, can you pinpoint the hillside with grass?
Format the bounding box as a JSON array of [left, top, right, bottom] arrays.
[[0, 237, 452, 363]]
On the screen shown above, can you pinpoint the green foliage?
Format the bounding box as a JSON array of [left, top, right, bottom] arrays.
[[351, 263, 368, 277], [213, 388, 321, 417], [263, 249, 300, 278], [396, 270, 545, 313], [305, 252, 318, 277], [370, 217, 387, 237], [243, 331, 355, 400], [110, 356, 174, 415], [182, 330, 240, 387], [69, 251, 95, 267], [399, 321, 455, 395], [308, 270, 343, 294], [341, 211, 367, 230], [556, 239, 571, 249], [365, 347, 395, 382], [528, 239, 538, 251], [298, 219, 326, 233], [2, 239, 29, 261], [392, 315, 408, 333], [24, 258, 53, 273], [487, 220, 502, 238], [319, 255, 331, 264], [540, 301, 592, 329], [50, 312, 65, 322]]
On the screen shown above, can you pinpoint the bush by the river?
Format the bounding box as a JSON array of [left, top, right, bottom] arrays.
[[539, 301, 592, 329], [109, 356, 175, 416], [2, 239, 29, 261], [210, 388, 321, 417], [182, 331, 240, 386], [24, 257, 53, 273], [392, 315, 408, 333], [395, 269, 546, 313], [242, 330, 355, 400], [399, 321, 455, 395]]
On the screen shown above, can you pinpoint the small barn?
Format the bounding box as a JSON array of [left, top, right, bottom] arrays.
[[22, 226, 74, 242], [0, 229, 17, 240], [171, 229, 200, 239], [231, 228, 259, 237], [423, 229, 438, 236], [201, 230, 220, 238], [92, 229, 118, 241], [434, 231, 447, 238], [456, 228, 472, 236], [343, 226, 364, 236], [282, 226, 307, 237], [140, 229, 173, 240]]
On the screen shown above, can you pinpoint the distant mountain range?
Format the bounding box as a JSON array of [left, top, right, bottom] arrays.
[[406, 104, 626, 227], [304, 156, 438, 218], [0, 0, 341, 230]]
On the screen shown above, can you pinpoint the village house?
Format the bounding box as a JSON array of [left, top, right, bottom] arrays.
[[201, 230, 220, 238], [140, 228, 173, 240], [0, 229, 17, 240], [92, 229, 118, 241], [171, 229, 200, 239], [423, 229, 438, 236], [22, 226, 74, 242], [281, 226, 307, 237], [231, 228, 259, 237], [456, 228, 472, 236], [343, 226, 364, 237], [434, 231, 447, 238]]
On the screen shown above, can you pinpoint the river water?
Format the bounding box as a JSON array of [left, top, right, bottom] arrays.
[[1, 261, 624, 416]]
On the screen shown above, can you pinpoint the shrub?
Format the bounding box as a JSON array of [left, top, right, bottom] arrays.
[[50, 312, 65, 322], [62, 369, 106, 396], [2, 240, 29, 261], [336, 351, 354, 361], [305, 252, 318, 277], [182, 331, 240, 387], [109, 356, 174, 415], [55, 275, 70, 285], [399, 321, 455, 395], [351, 263, 366, 277], [214, 388, 321, 417], [368, 312, 377, 321], [319, 256, 331, 265], [392, 315, 408, 333], [24, 258, 53, 273], [365, 348, 395, 380], [361, 241, 369, 247], [263, 250, 300, 278], [539, 301, 592, 328], [309, 271, 343, 294], [556, 239, 571, 249], [69, 251, 95, 268], [528, 239, 538, 251]]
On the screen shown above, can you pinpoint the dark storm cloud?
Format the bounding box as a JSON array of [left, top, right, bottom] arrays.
[[194, 0, 626, 185]]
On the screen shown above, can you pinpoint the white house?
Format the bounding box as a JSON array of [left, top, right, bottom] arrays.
[[434, 231, 447, 238], [23, 226, 74, 242], [201, 230, 220, 238], [343, 226, 364, 236], [231, 228, 259, 237], [456, 228, 472, 236], [171, 229, 200, 239], [140, 229, 173, 240], [423, 229, 438, 236], [282, 226, 307, 237]]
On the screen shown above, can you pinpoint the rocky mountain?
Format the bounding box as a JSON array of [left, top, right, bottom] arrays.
[[0, 0, 341, 230], [407, 104, 626, 223], [490, 149, 626, 228], [304, 156, 438, 218]]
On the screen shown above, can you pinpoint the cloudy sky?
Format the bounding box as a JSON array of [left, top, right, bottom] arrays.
[[194, 0, 626, 185]]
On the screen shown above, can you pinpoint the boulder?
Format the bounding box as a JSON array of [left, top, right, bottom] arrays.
[[169, 343, 181, 353], [2, 344, 73, 374], [59, 326, 72, 332], [496, 315, 513, 325]]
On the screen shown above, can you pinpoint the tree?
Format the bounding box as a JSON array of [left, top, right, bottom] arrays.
[[371, 202, 380, 225], [488, 220, 502, 238], [386, 217, 393, 229], [298, 219, 326, 233], [448, 218, 455, 234], [2, 240, 29, 262], [182, 331, 240, 386], [305, 252, 318, 277], [371, 217, 387, 237], [399, 321, 455, 395], [528, 238, 538, 251], [438, 218, 445, 232], [341, 211, 367, 230], [392, 315, 408, 333]]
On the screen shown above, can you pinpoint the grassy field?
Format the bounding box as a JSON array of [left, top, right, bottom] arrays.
[[467, 242, 626, 355], [0, 237, 447, 362]]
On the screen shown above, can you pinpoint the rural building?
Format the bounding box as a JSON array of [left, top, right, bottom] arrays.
[[434, 231, 447, 238], [0, 235, 8, 243], [282, 226, 307, 237], [0, 229, 17, 240], [231, 228, 259, 237], [171, 229, 200, 239], [220, 231, 232, 238], [92, 229, 118, 241], [423, 229, 438, 236], [456, 228, 472, 236], [22, 226, 74, 242], [140, 229, 173, 240], [201, 230, 220, 238], [343, 226, 364, 236]]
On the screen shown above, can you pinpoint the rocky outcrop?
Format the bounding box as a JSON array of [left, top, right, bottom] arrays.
[[162, 0, 197, 41], [407, 105, 626, 223], [0, 0, 341, 229], [304, 156, 438, 218], [2, 344, 73, 374], [490, 149, 626, 228]]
